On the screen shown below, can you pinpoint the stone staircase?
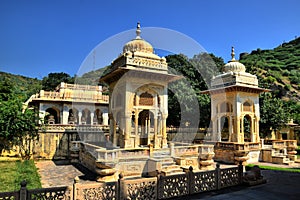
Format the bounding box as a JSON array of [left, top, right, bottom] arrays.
[[152, 149, 184, 176], [272, 151, 295, 165]]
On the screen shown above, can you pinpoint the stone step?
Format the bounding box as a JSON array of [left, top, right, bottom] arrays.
[[161, 169, 184, 176], [161, 161, 176, 166], [283, 157, 294, 165], [152, 157, 174, 163], [162, 164, 181, 170]]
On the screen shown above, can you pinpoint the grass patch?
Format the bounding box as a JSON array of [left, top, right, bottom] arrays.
[[0, 160, 41, 192], [247, 164, 300, 173]]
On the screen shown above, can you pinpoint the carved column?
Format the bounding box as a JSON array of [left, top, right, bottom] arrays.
[[236, 116, 241, 143], [134, 110, 139, 147], [124, 112, 132, 148], [217, 117, 221, 142], [154, 116, 158, 148], [229, 115, 233, 142], [90, 112, 94, 125], [78, 111, 82, 125], [109, 113, 117, 146], [161, 114, 168, 148]]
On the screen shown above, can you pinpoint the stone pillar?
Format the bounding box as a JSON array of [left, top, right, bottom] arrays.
[[251, 117, 255, 142], [39, 110, 46, 125], [78, 111, 82, 125], [134, 110, 139, 147], [255, 118, 260, 142], [161, 114, 168, 148], [154, 116, 158, 148], [123, 112, 132, 148], [103, 113, 109, 125], [236, 116, 241, 143], [90, 112, 94, 125], [240, 117, 244, 143], [62, 105, 69, 124], [217, 118, 221, 142], [229, 116, 233, 142]]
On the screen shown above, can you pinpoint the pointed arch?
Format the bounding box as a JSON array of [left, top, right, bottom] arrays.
[[243, 101, 254, 112], [243, 114, 252, 142]]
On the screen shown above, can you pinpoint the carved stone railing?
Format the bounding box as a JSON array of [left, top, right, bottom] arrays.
[[0, 191, 19, 200], [171, 144, 199, 157], [215, 142, 235, 150], [248, 142, 260, 150], [272, 140, 286, 149], [73, 177, 117, 200], [284, 140, 297, 148], [158, 173, 189, 199], [120, 177, 157, 199], [42, 124, 110, 132], [1, 162, 244, 200], [34, 91, 109, 103], [0, 181, 72, 200]]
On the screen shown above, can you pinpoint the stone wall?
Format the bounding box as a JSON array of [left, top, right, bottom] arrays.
[[214, 149, 235, 164], [33, 131, 79, 160]]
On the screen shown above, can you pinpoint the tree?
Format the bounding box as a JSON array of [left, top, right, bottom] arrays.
[[259, 93, 290, 137], [42, 72, 74, 91], [0, 82, 40, 159], [165, 53, 223, 128]]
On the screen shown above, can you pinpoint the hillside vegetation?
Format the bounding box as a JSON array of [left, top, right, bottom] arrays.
[[0, 72, 42, 101], [240, 37, 300, 101]]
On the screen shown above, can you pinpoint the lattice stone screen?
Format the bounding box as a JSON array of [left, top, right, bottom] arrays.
[[0, 163, 244, 200]]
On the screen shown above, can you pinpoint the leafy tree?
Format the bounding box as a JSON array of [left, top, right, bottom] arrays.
[[166, 53, 223, 128], [0, 82, 40, 159], [259, 93, 290, 137], [41, 72, 74, 91]]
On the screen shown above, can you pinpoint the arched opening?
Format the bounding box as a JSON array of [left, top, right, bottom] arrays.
[[139, 92, 153, 106], [220, 116, 229, 141], [243, 101, 253, 112], [138, 110, 154, 146], [243, 115, 251, 142], [81, 109, 91, 125], [68, 108, 78, 124], [220, 102, 232, 113], [45, 108, 59, 124], [95, 109, 103, 125]]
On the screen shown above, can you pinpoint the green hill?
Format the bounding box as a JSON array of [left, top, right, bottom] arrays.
[[239, 37, 300, 101], [0, 72, 42, 101]]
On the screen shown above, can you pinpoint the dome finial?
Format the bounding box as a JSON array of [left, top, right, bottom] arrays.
[[136, 22, 141, 39], [231, 46, 236, 61]]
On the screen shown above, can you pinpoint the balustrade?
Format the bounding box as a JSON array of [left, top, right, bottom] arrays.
[[0, 162, 244, 200]]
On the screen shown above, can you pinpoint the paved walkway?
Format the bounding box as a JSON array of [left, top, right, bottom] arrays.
[[35, 161, 300, 199], [35, 160, 96, 187]]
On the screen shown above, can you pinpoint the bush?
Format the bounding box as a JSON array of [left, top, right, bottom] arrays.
[[265, 76, 276, 83], [284, 84, 291, 90], [282, 70, 290, 76]]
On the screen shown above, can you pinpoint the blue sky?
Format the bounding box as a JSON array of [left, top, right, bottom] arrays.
[[0, 0, 299, 79]]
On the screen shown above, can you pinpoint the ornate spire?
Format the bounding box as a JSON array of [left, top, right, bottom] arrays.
[[231, 46, 236, 61], [136, 22, 141, 39]]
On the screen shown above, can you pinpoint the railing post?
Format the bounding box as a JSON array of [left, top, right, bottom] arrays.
[[118, 173, 124, 200], [170, 142, 174, 157], [20, 180, 27, 200], [156, 170, 162, 199], [188, 166, 194, 195], [73, 176, 79, 200], [238, 161, 244, 184], [216, 163, 221, 190]]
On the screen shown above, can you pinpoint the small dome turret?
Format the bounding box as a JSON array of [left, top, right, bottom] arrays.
[[123, 22, 154, 54], [223, 47, 246, 73]]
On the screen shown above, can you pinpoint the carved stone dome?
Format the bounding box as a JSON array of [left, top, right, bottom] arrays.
[[223, 47, 246, 73], [123, 22, 154, 54]]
